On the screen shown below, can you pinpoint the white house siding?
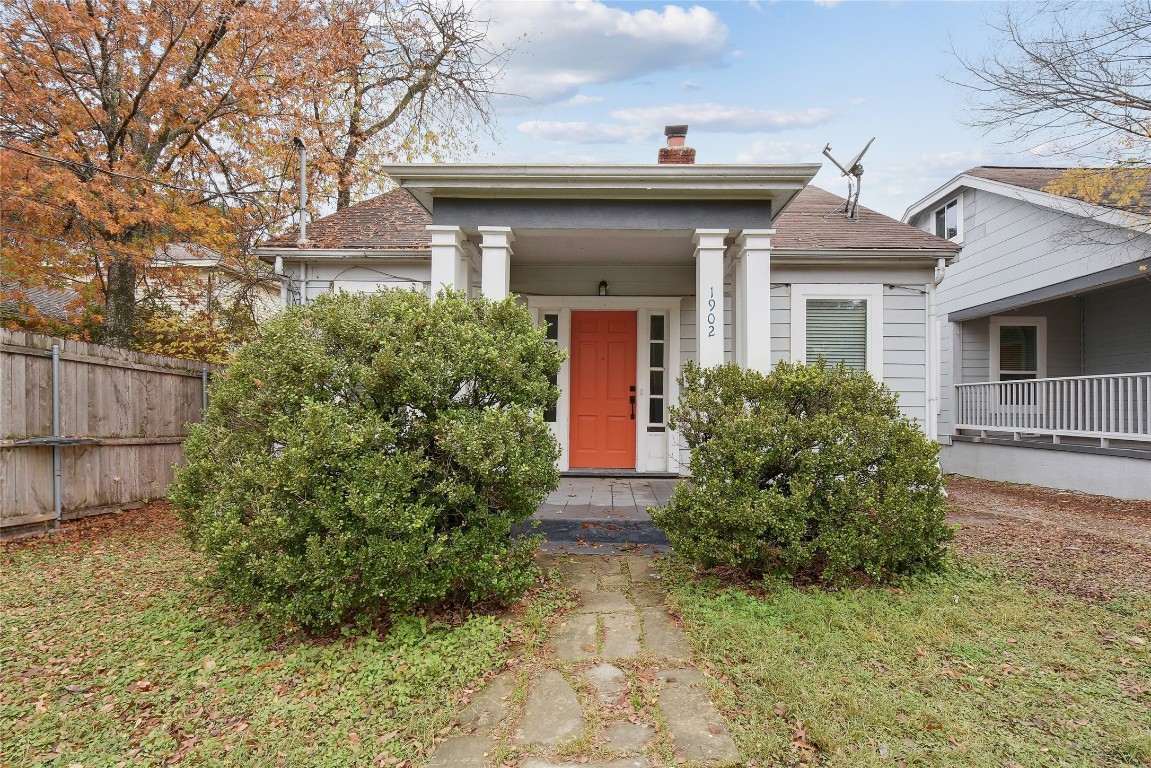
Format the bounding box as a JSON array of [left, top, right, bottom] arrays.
[[921, 186, 1151, 440], [882, 287, 929, 425], [283, 259, 431, 303], [1084, 281, 1151, 373]]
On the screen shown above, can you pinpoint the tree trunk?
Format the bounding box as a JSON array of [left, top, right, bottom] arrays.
[[104, 259, 137, 347]]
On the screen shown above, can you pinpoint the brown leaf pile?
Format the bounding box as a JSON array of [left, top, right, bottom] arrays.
[[946, 476, 1151, 600]]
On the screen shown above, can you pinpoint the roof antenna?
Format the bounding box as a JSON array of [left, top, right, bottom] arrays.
[[822, 137, 874, 220]]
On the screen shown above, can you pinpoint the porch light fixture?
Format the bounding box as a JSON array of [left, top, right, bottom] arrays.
[[598, 280, 608, 296]]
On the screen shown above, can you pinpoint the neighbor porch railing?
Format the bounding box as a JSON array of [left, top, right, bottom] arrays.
[[955, 372, 1151, 445]]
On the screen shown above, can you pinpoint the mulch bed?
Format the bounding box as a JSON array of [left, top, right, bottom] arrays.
[[946, 475, 1151, 602]]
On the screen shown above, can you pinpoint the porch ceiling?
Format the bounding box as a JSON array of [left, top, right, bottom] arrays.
[[486, 229, 698, 266]]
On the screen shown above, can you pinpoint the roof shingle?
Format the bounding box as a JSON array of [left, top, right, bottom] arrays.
[[772, 186, 961, 253], [264, 188, 431, 250], [965, 166, 1151, 214], [260, 184, 959, 255]]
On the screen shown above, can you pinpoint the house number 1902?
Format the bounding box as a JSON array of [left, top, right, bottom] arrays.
[[707, 287, 716, 338]]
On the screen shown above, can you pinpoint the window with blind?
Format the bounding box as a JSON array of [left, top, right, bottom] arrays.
[[791, 284, 883, 376], [805, 298, 868, 371]]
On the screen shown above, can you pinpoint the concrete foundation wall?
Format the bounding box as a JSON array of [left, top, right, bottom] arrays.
[[942, 441, 1151, 500]]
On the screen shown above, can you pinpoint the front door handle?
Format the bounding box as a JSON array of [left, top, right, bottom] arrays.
[[629, 395, 636, 420]]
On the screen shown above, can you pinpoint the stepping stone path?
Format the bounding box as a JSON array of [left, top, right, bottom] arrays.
[[426, 555, 741, 767]]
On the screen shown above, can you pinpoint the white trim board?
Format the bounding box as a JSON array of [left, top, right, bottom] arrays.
[[790, 283, 884, 378]]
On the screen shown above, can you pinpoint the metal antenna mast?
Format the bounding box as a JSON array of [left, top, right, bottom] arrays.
[[822, 137, 875, 220]]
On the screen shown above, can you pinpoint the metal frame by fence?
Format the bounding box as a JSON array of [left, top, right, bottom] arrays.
[[1, 329, 211, 538]]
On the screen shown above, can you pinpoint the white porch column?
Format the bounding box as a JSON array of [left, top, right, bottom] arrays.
[[478, 226, 514, 300], [735, 229, 774, 372], [427, 225, 467, 298], [693, 229, 727, 367]]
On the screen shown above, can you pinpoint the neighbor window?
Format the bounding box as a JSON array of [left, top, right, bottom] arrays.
[[791, 284, 883, 377], [990, 317, 1046, 381], [934, 198, 959, 240]]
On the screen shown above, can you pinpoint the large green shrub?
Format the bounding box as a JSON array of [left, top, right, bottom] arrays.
[[652, 361, 952, 583], [170, 289, 563, 630]]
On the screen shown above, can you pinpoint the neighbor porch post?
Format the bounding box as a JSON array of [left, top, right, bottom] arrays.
[[736, 229, 774, 372], [478, 226, 514, 300], [428, 225, 467, 299], [693, 229, 728, 367]]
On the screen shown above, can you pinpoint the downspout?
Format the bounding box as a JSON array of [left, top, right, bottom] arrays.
[[292, 137, 309, 246], [926, 257, 947, 443]]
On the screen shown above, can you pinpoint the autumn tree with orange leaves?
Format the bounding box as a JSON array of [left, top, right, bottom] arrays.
[[1, 0, 505, 353]]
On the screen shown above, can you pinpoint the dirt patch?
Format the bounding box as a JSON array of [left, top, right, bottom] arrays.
[[0, 502, 179, 552], [946, 475, 1151, 601]]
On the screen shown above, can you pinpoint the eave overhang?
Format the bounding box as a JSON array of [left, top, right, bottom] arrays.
[[254, 247, 430, 264], [771, 248, 958, 266], [380, 163, 822, 213]]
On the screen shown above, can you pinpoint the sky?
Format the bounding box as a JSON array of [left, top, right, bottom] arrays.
[[470, 0, 1070, 221]]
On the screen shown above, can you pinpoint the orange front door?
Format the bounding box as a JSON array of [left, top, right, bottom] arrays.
[[569, 311, 637, 469]]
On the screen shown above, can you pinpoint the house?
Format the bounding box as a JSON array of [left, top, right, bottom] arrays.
[[145, 243, 280, 324], [904, 167, 1151, 499], [255, 128, 959, 475]]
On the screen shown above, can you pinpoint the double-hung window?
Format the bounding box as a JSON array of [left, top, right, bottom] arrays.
[[790, 284, 883, 377], [989, 316, 1046, 381], [933, 198, 960, 241]]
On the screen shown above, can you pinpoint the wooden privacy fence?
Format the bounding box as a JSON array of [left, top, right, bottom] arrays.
[[1, 329, 212, 538]]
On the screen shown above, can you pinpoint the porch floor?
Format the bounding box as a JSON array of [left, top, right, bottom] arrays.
[[539, 477, 679, 520], [528, 477, 680, 553]]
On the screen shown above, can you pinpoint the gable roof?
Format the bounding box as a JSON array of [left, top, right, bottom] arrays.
[[966, 166, 1151, 214], [904, 166, 1151, 232], [263, 189, 431, 251], [257, 184, 958, 258], [0, 284, 82, 320], [772, 186, 960, 254]]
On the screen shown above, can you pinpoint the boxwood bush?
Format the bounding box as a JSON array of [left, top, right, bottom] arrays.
[[170, 289, 563, 630], [652, 360, 951, 583]]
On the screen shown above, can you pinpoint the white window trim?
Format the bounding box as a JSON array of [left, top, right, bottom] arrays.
[[790, 284, 884, 378], [526, 296, 681, 473], [932, 196, 963, 243], [989, 316, 1047, 381]]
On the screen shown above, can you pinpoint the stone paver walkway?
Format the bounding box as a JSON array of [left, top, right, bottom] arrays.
[[426, 555, 741, 767]]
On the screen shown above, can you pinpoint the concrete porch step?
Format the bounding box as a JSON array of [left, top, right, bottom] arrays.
[[518, 514, 670, 547]]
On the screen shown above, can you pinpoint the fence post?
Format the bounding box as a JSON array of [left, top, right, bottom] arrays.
[[51, 344, 62, 529], [201, 365, 209, 421]]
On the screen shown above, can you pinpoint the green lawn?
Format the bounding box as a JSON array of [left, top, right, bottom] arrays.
[[661, 559, 1151, 768], [0, 508, 570, 767]]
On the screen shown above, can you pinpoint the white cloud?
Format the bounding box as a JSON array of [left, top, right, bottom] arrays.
[[849, 97, 866, 106], [610, 103, 835, 133], [485, 1, 728, 104], [565, 94, 604, 106], [736, 139, 824, 164], [517, 121, 656, 145], [682, 79, 704, 92]]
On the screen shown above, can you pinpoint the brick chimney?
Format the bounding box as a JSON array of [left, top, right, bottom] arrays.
[[658, 124, 695, 164]]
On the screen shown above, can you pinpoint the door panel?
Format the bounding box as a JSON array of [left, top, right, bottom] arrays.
[[569, 311, 637, 469]]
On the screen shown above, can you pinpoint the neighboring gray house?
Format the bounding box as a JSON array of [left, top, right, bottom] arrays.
[[905, 167, 1151, 499], [256, 131, 959, 475]]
